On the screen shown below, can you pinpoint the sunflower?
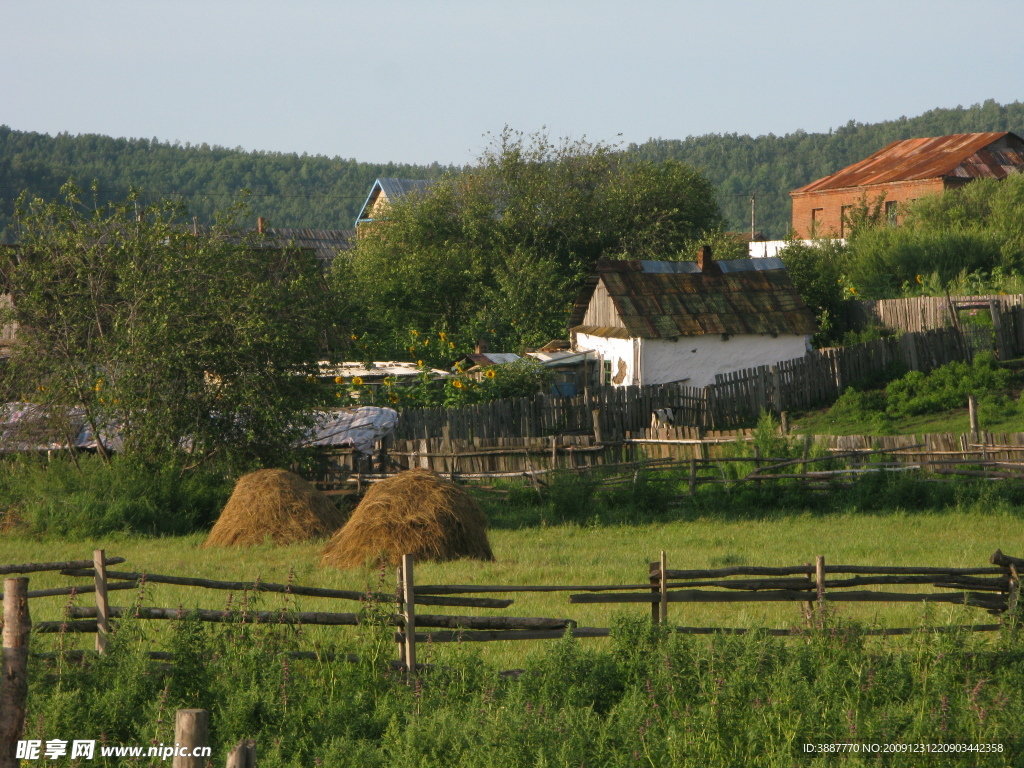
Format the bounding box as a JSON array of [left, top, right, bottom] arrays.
[[389, 394, 400, 403], [334, 376, 344, 384], [484, 369, 497, 379], [351, 376, 364, 385], [452, 379, 464, 389], [417, 360, 425, 368]]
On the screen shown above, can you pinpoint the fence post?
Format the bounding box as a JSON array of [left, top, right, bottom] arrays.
[[591, 409, 603, 445], [803, 563, 814, 627], [688, 458, 697, 496], [173, 709, 209, 768], [649, 561, 660, 624], [226, 739, 256, 768], [94, 549, 110, 654], [968, 395, 979, 439], [815, 556, 826, 617], [659, 551, 668, 625], [401, 554, 417, 676], [0, 578, 29, 768]]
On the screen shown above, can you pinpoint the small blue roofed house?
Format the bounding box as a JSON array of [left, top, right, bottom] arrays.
[[355, 178, 436, 231]]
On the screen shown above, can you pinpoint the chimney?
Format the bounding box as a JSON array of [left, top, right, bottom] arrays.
[[697, 245, 720, 274], [257, 217, 266, 235], [475, 338, 489, 354]]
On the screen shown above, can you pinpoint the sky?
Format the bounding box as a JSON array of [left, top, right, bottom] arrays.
[[3, 1, 1023, 166]]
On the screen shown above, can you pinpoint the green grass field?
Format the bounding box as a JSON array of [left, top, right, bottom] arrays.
[[7, 498, 1019, 670]]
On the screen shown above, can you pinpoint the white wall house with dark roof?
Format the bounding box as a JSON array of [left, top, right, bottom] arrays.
[[569, 249, 816, 388]]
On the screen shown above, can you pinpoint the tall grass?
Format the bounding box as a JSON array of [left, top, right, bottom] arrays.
[[0, 454, 231, 537], [26, 612, 1024, 766]]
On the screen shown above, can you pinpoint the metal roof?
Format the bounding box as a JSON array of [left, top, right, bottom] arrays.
[[570, 259, 816, 339], [356, 177, 437, 225], [263, 227, 354, 268], [792, 132, 1024, 195]]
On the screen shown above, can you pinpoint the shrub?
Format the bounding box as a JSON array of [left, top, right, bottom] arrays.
[[0, 454, 231, 536]]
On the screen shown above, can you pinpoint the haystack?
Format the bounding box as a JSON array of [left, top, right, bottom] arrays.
[[320, 469, 494, 568], [203, 469, 346, 548]]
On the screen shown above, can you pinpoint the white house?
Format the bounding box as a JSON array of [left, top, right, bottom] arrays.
[[569, 248, 816, 389]]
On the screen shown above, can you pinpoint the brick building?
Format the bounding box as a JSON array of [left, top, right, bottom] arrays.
[[790, 132, 1024, 238]]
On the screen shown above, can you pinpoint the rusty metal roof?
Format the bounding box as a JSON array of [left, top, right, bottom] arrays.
[[792, 132, 1024, 195], [570, 259, 816, 339]]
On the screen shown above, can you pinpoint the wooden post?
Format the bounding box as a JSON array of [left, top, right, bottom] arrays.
[[591, 408, 603, 445], [0, 578, 29, 768], [801, 434, 810, 475], [649, 561, 660, 624], [803, 563, 814, 627], [226, 739, 256, 768], [550, 435, 558, 471], [968, 394, 979, 438], [173, 709, 208, 768], [659, 551, 668, 625], [780, 411, 790, 434], [401, 554, 417, 675], [688, 458, 697, 496], [815, 555, 826, 615], [94, 549, 110, 654]]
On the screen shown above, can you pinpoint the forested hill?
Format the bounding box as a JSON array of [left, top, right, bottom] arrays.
[[630, 99, 1024, 238], [0, 127, 453, 241], [3, 99, 1024, 242]]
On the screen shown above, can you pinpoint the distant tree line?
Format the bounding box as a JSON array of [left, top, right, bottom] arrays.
[[3, 100, 1024, 242]]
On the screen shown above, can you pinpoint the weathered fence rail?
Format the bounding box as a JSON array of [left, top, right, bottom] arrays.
[[389, 324, 982, 442]]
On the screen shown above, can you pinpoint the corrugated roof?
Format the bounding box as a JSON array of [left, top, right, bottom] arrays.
[[570, 259, 816, 339], [263, 227, 354, 268], [792, 132, 1024, 195]]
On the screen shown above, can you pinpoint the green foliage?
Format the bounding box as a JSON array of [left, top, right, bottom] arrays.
[[334, 128, 724, 361], [837, 174, 1024, 299], [776, 238, 849, 344], [25, 606, 1024, 765], [885, 354, 1016, 417], [0, 454, 230, 536], [821, 353, 1021, 433], [2, 184, 343, 470]]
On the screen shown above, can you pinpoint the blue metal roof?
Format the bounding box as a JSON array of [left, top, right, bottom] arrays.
[[356, 178, 436, 226]]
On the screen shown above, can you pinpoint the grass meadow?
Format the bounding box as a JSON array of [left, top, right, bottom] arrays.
[[6, 463, 1024, 765]]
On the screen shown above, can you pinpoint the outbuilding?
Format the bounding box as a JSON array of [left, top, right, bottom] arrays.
[[569, 248, 816, 389]]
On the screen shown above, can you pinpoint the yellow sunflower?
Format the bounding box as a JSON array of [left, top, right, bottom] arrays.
[[452, 379, 464, 389], [334, 376, 344, 384], [351, 376, 364, 385], [484, 369, 497, 379]]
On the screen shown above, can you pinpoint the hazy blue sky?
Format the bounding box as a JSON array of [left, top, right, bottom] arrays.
[[3, 1, 1023, 165]]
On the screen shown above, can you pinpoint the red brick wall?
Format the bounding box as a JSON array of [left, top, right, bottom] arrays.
[[790, 178, 948, 239]]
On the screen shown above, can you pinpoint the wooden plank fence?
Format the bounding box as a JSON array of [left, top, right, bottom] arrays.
[[390, 325, 978, 441]]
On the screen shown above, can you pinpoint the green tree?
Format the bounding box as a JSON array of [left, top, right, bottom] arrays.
[[2, 184, 342, 471], [777, 237, 849, 344], [334, 128, 723, 361]]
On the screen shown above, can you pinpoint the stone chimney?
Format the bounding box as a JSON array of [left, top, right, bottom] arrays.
[[475, 338, 489, 354], [697, 245, 720, 274], [257, 217, 266, 235]]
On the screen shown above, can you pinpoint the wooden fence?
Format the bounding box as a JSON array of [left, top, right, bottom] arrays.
[[4, 548, 1019, 765], [391, 325, 973, 440], [310, 426, 1024, 492]]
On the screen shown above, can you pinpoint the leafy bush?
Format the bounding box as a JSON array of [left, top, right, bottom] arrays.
[[0, 455, 231, 536], [884, 353, 1015, 418]]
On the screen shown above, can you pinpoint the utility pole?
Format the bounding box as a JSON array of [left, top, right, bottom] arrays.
[[750, 193, 756, 239]]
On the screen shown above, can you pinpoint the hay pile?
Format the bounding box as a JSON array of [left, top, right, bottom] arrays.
[[320, 469, 494, 568], [203, 469, 346, 548]]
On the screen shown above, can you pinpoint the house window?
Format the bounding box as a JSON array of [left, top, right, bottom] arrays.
[[885, 200, 898, 226], [810, 208, 824, 235], [602, 359, 612, 386], [840, 205, 854, 237]]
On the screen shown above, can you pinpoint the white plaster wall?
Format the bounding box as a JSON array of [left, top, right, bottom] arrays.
[[641, 334, 811, 388], [574, 333, 640, 386]]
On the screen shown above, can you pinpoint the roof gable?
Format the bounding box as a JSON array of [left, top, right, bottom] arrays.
[[792, 132, 1024, 195], [356, 178, 436, 225], [571, 259, 816, 338]]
